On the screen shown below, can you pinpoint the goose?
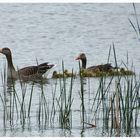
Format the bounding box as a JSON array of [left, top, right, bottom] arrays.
[[0, 47, 54, 80], [75, 53, 114, 72]]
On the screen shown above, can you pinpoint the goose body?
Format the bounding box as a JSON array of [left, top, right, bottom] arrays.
[[0, 48, 54, 80], [75, 53, 114, 72]]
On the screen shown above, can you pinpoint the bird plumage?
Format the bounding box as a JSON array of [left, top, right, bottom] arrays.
[[75, 53, 114, 72], [0, 47, 54, 81]]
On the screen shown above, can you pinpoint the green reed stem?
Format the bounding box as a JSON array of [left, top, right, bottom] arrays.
[[79, 61, 85, 128], [28, 82, 34, 118], [107, 45, 112, 63], [50, 81, 57, 124]]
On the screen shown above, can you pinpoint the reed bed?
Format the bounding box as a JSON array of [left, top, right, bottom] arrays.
[[0, 44, 140, 137]]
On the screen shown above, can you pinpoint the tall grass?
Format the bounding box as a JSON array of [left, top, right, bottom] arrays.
[[0, 64, 7, 129], [37, 80, 49, 129], [129, 3, 140, 38], [49, 80, 57, 125], [28, 81, 34, 118], [0, 44, 139, 136], [79, 61, 86, 128], [56, 61, 74, 129]]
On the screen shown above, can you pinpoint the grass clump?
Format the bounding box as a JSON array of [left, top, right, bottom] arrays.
[[56, 61, 74, 129]]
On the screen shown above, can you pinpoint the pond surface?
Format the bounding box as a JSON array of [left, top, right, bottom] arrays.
[[0, 3, 140, 137]]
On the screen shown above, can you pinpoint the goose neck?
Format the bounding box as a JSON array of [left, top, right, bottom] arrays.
[[6, 54, 16, 71], [81, 58, 87, 69]]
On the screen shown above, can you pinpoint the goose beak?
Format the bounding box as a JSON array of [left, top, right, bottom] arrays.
[[0, 48, 2, 53], [75, 56, 80, 60]]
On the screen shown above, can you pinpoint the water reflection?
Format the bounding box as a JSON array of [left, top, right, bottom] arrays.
[[80, 128, 85, 137], [1, 77, 50, 132]]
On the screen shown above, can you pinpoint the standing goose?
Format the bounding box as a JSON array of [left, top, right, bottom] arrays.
[[0, 47, 54, 80], [75, 53, 114, 72]]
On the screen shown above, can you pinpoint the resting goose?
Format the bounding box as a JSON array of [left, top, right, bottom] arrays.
[[75, 53, 114, 72], [0, 47, 54, 80]]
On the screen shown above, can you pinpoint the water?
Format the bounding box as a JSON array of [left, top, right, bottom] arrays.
[[0, 3, 140, 137]]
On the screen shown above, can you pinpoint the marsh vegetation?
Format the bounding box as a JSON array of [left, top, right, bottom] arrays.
[[0, 3, 140, 137]]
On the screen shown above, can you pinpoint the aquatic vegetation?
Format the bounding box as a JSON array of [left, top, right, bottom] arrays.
[[0, 3, 140, 137], [129, 3, 140, 38], [52, 45, 134, 79], [56, 61, 74, 129]]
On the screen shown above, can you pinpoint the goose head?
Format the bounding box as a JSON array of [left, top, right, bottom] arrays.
[[0, 47, 17, 79], [0, 47, 14, 68], [0, 48, 14, 66], [0, 47, 12, 57], [75, 53, 87, 69]]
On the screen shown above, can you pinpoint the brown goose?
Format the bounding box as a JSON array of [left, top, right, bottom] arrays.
[[0, 47, 54, 80], [75, 53, 114, 72]]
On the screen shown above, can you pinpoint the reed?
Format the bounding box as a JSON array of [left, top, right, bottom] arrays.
[[49, 81, 57, 125], [37, 79, 49, 129], [0, 44, 139, 136], [27, 81, 34, 118], [88, 44, 140, 136], [78, 61, 86, 129], [0, 64, 7, 129], [9, 76, 20, 126], [129, 3, 140, 38], [56, 61, 74, 129], [19, 79, 27, 126], [1, 64, 21, 128]]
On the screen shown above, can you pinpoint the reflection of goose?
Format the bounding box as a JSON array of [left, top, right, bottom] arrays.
[[0, 47, 54, 80], [75, 53, 114, 72]]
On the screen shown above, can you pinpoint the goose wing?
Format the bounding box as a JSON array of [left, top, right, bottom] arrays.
[[38, 62, 54, 74], [17, 62, 54, 77], [87, 63, 113, 72]]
